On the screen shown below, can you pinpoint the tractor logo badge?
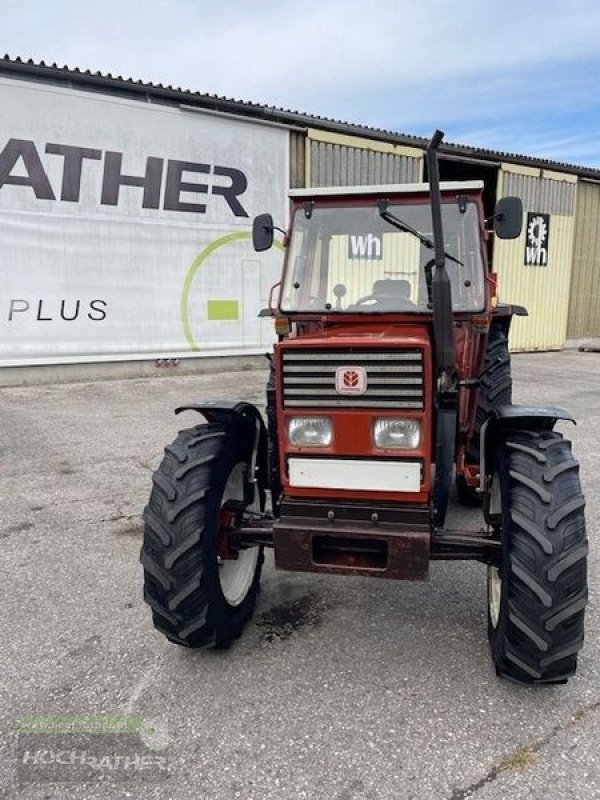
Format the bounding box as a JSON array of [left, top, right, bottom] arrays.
[[336, 366, 367, 395]]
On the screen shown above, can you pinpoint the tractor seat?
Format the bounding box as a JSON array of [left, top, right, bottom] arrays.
[[372, 279, 415, 306]]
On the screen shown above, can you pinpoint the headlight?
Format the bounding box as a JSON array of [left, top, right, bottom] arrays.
[[373, 418, 420, 449], [288, 417, 333, 447]]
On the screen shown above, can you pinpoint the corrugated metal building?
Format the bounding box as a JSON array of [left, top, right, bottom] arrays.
[[494, 165, 577, 351], [567, 180, 600, 344], [2, 55, 600, 368], [307, 129, 423, 187]]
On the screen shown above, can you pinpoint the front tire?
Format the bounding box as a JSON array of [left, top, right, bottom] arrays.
[[141, 422, 264, 648], [488, 429, 588, 684]]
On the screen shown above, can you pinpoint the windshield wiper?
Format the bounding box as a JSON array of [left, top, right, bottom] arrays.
[[377, 200, 463, 267], [423, 257, 434, 307]]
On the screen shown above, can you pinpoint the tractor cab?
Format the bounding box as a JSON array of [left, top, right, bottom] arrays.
[[277, 182, 487, 318]]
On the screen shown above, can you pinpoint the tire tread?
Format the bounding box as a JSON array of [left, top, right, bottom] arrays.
[[491, 429, 587, 684], [140, 422, 263, 648]]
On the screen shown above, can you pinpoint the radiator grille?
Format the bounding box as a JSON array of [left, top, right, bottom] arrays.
[[282, 349, 424, 409]]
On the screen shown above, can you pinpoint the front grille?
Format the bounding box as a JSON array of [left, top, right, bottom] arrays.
[[281, 349, 424, 409]]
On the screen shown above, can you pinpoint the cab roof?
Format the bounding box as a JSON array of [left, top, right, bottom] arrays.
[[289, 180, 484, 198]]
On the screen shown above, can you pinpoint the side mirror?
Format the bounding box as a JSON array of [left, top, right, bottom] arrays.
[[493, 197, 523, 239], [252, 213, 274, 252]]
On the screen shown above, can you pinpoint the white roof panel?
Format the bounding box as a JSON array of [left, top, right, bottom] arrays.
[[289, 181, 484, 198]]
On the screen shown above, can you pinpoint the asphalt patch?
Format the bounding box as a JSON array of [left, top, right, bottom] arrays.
[[1, 521, 34, 538], [255, 592, 325, 642], [58, 461, 76, 475], [116, 522, 144, 537]]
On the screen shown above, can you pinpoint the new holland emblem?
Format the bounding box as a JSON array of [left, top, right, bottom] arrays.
[[335, 366, 367, 395]]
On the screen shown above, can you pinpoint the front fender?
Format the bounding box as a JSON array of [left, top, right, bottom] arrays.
[[480, 404, 575, 492], [175, 400, 269, 503]]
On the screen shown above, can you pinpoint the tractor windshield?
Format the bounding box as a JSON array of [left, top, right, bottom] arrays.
[[280, 199, 485, 313]]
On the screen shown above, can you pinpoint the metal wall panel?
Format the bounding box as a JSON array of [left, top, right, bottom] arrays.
[[566, 180, 600, 340], [290, 130, 306, 188], [310, 141, 422, 186], [494, 165, 577, 351], [502, 170, 575, 216], [307, 129, 423, 188]]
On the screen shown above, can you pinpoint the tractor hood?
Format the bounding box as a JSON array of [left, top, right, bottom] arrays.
[[279, 322, 431, 351]]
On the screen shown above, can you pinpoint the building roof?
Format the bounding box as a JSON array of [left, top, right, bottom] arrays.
[[2, 54, 600, 181]]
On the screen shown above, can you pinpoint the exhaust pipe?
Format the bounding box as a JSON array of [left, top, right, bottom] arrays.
[[426, 130, 458, 528]]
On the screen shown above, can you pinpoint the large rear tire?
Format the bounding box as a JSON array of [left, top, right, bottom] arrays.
[[487, 429, 587, 684], [141, 422, 263, 648], [457, 320, 512, 505]]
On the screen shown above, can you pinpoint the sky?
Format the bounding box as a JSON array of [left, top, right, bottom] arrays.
[[4, 0, 600, 167]]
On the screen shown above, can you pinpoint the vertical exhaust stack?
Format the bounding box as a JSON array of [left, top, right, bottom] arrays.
[[426, 130, 458, 528], [426, 130, 456, 389]]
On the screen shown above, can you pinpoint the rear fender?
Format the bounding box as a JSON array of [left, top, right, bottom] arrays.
[[480, 404, 575, 493], [175, 401, 268, 505]]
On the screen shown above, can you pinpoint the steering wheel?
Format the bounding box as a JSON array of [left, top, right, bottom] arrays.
[[349, 294, 405, 309], [348, 294, 418, 311], [352, 294, 377, 306]]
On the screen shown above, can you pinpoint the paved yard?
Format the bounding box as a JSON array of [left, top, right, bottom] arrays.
[[0, 350, 598, 799]]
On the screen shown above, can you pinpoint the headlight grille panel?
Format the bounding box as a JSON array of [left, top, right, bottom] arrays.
[[282, 349, 424, 409]]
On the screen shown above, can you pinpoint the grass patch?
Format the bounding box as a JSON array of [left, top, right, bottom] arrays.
[[498, 746, 536, 772]]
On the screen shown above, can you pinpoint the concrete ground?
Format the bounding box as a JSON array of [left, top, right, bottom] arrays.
[[0, 351, 598, 799]]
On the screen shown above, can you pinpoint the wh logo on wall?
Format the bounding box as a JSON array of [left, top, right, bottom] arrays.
[[524, 213, 550, 266], [348, 233, 383, 260]]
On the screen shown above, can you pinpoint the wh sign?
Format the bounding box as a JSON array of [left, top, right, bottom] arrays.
[[348, 233, 382, 260], [524, 212, 550, 266]]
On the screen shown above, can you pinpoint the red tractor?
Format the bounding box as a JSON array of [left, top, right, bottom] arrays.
[[141, 131, 587, 684]]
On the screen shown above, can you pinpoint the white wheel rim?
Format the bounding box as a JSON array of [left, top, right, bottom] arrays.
[[488, 565, 502, 629], [218, 462, 260, 607]]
